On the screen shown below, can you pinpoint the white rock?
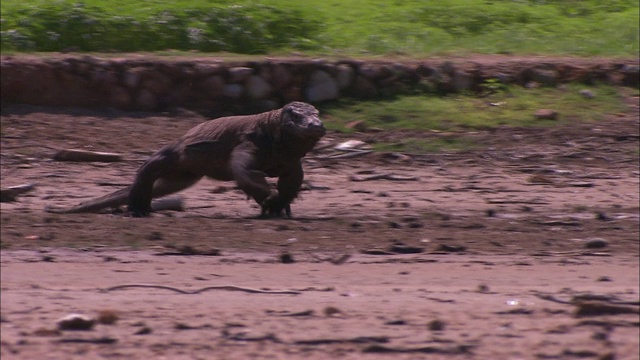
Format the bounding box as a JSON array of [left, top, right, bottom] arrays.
[[334, 140, 368, 151]]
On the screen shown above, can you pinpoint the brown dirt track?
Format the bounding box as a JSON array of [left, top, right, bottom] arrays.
[[1, 61, 639, 359]]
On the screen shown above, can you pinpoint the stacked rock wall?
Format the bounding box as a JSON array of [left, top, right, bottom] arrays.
[[1, 55, 637, 115]]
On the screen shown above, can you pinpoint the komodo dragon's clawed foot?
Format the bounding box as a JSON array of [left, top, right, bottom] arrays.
[[127, 205, 152, 218], [260, 195, 293, 219]]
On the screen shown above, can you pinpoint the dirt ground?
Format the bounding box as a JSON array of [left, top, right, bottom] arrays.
[[1, 81, 639, 359]]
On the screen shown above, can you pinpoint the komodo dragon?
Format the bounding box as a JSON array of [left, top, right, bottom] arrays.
[[47, 102, 326, 217]]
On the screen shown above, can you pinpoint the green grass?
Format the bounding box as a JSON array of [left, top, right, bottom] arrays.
[[319, 84, 626, 153], [321, 84, 624, 131], [1, 0, 638, 56]]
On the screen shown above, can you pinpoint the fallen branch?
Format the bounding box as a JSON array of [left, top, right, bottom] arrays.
[[100, 284, 300, 295], [350, 173, 419, 182], [322, 150, 373, 159], [53, 149, 123, 162], [533, 292, 640, 308], [363, 344, 472, 354], [294, 336, 389, 345], [57, 337, 117, 344]]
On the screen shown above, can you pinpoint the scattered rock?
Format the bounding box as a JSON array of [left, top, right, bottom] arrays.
[[146, 231, 164, 241], [134, 326, 152, 335], [279, 252, 295, 264], [345, 120, 368, 132], [534, 109, 559, 120], [96, 310, 119, 325], [57, 314, 95, 331], [436, 244, 467, 253], [323, 306, 343, 317], [388, 242, 424, 254], [621, 64, 640, 86], [428, 319, 446, 331], [579, 89, 595, 99]]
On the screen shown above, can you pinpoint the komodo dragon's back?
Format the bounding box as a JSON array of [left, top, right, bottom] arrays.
[[47, 101, 326, 217]]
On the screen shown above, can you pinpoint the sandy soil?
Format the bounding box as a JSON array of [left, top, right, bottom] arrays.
[[1, 83, 638, 359]]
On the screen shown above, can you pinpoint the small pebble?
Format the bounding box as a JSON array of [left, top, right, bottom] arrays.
[[534, 109, 558, 120], [323, 306, 343, 317], [579, 89, 595, 99], [97, 310, 119, 325], [585, 238, 608, 249], [279, 252, 295, 264], [428, 319, 445, 331]]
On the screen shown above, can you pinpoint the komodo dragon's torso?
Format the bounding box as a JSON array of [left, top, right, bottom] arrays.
[[48, 102, 326, 217]]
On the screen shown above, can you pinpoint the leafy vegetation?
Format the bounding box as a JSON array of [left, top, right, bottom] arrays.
[[1, 0, 638, 55]]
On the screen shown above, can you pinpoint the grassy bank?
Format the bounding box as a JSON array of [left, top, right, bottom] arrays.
[[1, 0, 638, 56], [319, 84, 629, 152]]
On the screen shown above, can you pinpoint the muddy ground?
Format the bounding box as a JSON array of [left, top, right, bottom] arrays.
[[0, 84, 638, 359]]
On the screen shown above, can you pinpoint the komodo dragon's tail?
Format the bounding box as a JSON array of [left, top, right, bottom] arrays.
[[45, 187, 131, 214]]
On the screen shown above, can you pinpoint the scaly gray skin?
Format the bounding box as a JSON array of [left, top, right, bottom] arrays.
[[47, 102, 326, 218]]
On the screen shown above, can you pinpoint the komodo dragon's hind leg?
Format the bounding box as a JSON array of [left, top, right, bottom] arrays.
[[128, 148, 201, 217]]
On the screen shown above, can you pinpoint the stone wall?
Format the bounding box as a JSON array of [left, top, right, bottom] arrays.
[[1, 55, 638, 115]]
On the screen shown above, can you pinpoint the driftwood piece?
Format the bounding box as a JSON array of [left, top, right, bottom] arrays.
[[150, 197, 185, 212], [53, 149, 123, 162], [0, 184, 36, 202]]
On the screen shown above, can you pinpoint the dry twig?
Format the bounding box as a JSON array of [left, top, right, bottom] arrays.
[[101, 284, 300, 295]]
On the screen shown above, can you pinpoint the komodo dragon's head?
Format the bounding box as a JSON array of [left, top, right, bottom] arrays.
[[280, 102, 326, 141]]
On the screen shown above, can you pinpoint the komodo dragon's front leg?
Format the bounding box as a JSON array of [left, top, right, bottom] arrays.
[[230, 142, 297, 218], [230, 142, 273, 212], [262, 160, 303, 218]]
